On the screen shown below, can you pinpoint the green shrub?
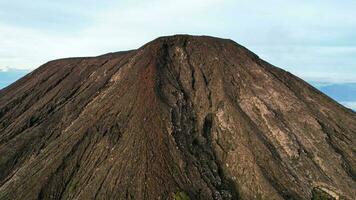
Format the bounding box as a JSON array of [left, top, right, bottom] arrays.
[[173, 191, 190, 200]]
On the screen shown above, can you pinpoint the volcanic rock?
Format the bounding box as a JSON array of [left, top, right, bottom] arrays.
[[0, 35, 355, 200]]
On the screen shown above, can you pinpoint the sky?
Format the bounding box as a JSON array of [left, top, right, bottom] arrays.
[[0, 0, 355, 83]]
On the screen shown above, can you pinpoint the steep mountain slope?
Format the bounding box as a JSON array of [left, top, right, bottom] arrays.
[[0, 35, 355, 200]]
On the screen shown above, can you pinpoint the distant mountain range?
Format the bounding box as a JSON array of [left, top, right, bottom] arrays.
[[310, 82, 356, 111], [0, 69, 28, 89]]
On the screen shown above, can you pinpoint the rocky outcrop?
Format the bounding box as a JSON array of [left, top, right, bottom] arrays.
[[0, 35, 355, 200]]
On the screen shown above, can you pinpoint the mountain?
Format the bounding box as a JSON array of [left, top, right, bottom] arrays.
[[0, 35, 355, 200]]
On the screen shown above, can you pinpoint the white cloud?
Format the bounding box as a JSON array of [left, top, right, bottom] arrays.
[[0, 66, 10, 72], [0, 0, 232, 71], [0, 0, 355, 83]]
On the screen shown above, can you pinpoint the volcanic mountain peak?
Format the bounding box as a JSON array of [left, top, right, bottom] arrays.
[[0, 35, 355, 200]]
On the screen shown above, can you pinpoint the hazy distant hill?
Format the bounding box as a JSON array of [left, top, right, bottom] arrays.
[[311, 82, 356, 110], [318, 83, 356, 101], [0, 69, 28, 89]]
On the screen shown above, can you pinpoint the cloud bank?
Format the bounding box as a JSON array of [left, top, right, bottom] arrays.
[[0, 0, 355, 82]]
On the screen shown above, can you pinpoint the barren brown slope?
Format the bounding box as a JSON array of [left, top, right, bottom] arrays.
[[0, 35, 355, 200]]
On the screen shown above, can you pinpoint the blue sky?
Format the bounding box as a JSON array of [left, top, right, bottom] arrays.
[[0, 0, 355, 110]]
